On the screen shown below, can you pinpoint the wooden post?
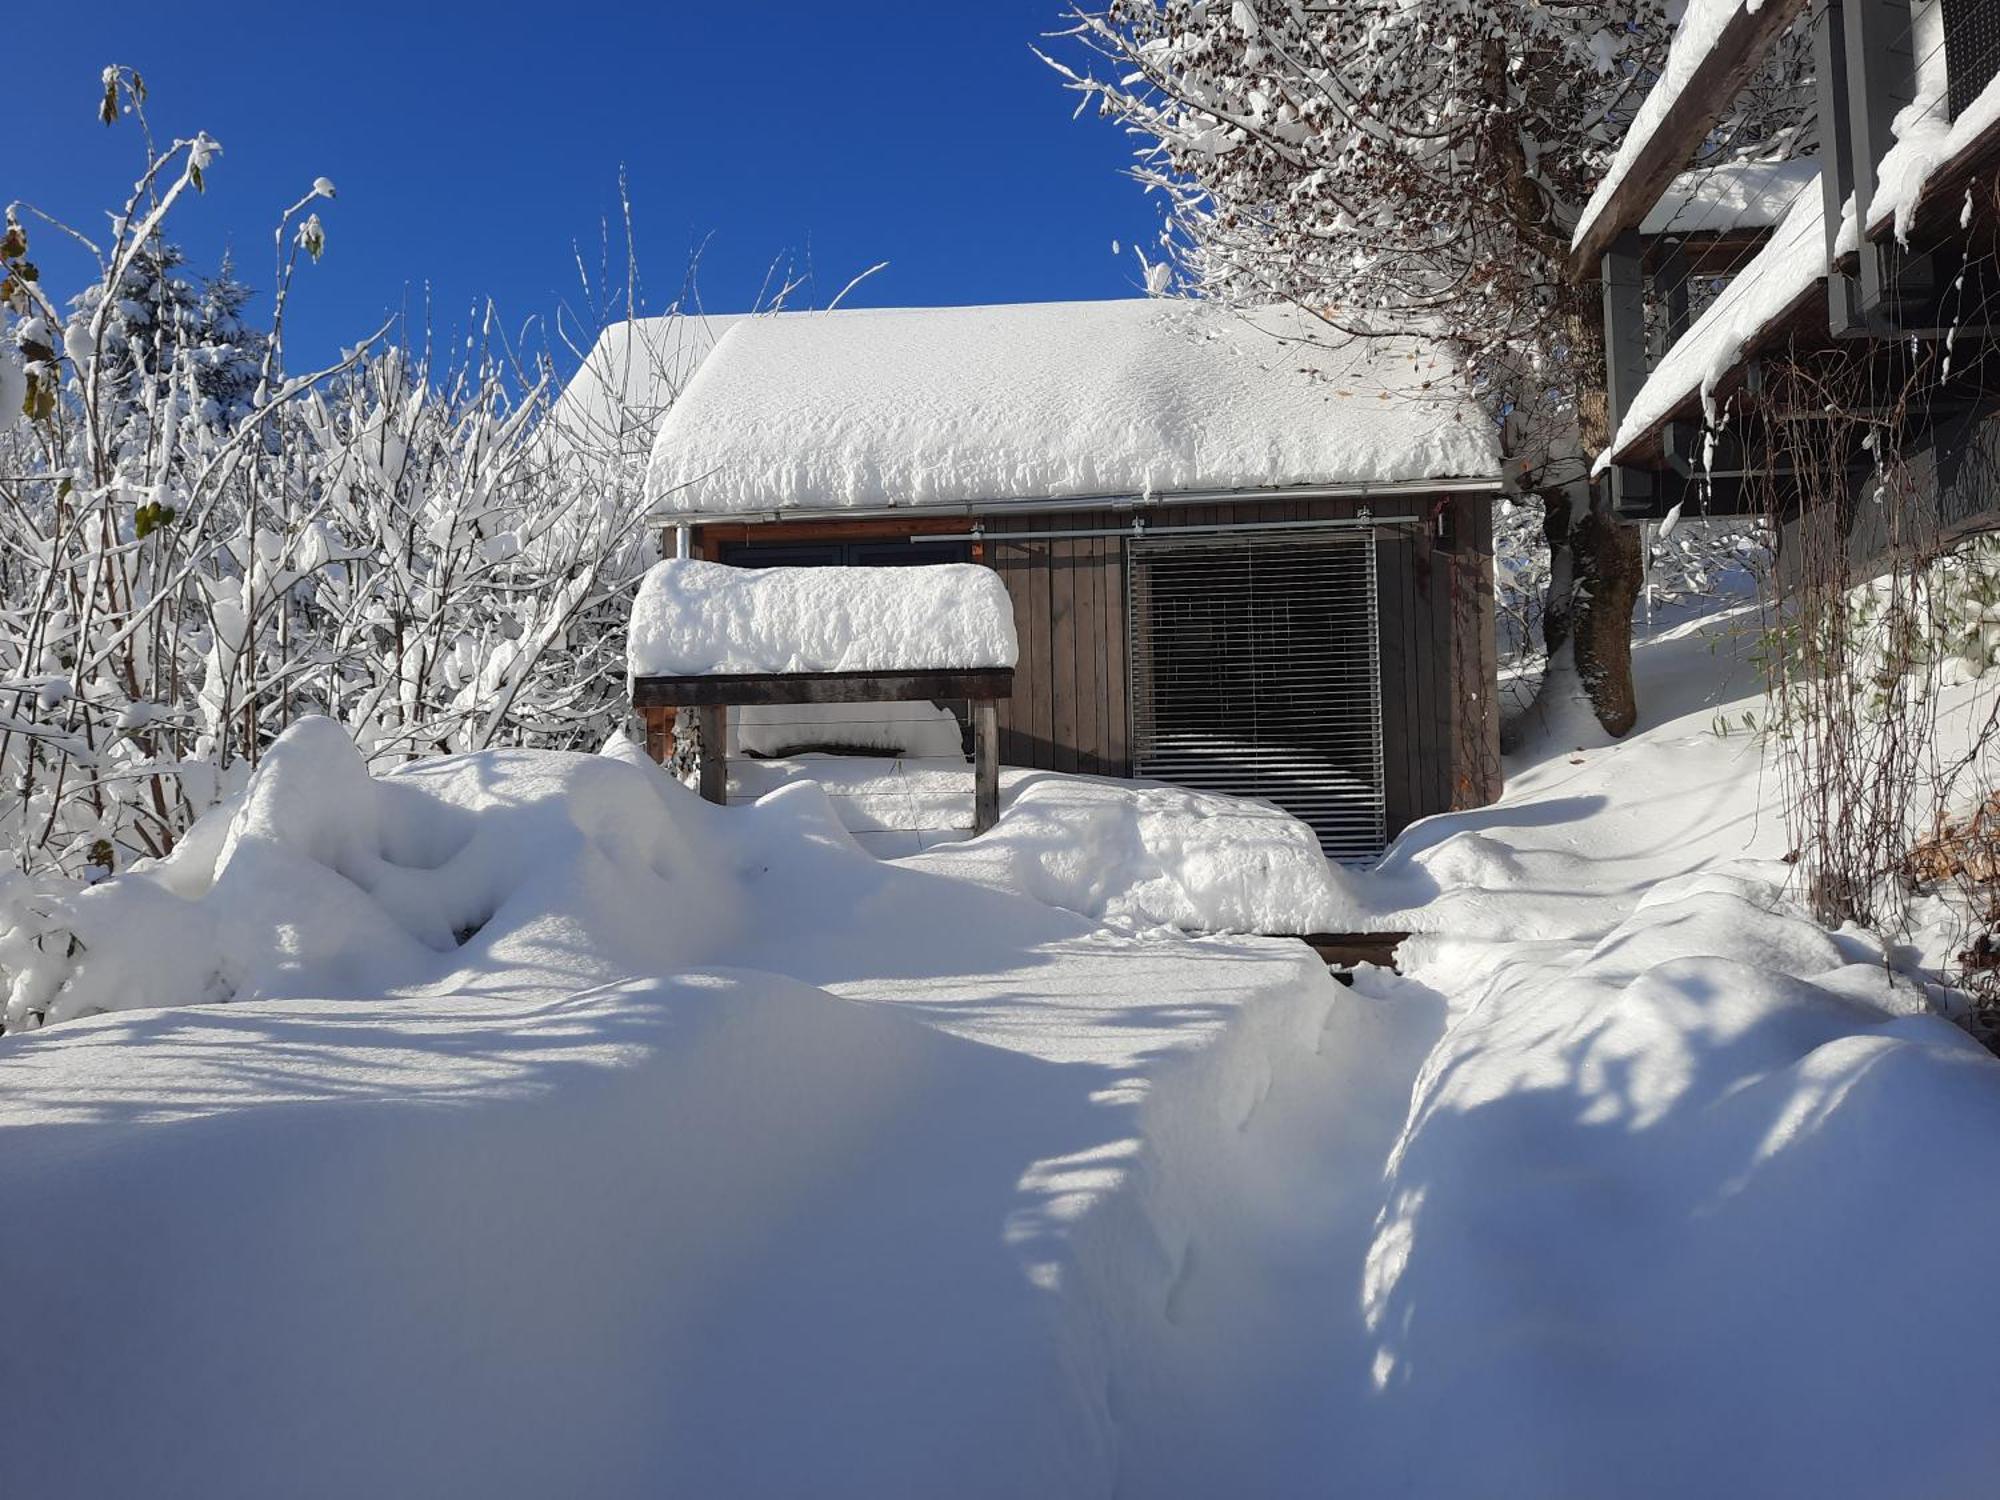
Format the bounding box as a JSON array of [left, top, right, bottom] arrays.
[[973, 699, 1000, 834], [697, 704, 728, 806]]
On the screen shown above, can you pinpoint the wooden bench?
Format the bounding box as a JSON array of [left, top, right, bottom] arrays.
[[632, 667, 1016, 833]]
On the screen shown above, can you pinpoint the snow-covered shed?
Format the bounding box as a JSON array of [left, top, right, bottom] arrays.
[[628, 298, 1505, 858]]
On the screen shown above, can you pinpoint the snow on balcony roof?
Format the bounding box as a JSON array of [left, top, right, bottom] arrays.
[[1569, 0, 1812, 273], [643, 299, 1499, 517], [1640, 157, 1821, 236], [628, 558, 1018, 677], [1868, 68, 2000, 244], [1601, 170, 1848, 471]]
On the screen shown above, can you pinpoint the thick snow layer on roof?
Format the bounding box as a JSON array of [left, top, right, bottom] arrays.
[[1640, 156, 1820, 235], [628, 558, 1017, 675], [644, 299, 1498, 515], [545, 312, 745, 461], [1573, 0, 1773, 254], [1602, 173, 1839, 469]]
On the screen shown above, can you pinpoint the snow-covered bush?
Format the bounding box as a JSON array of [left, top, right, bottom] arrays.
[[0, 69, 663, 890]]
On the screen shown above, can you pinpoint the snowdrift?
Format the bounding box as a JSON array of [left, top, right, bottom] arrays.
[[11, 595, 2000, 1498], [0, 717, 1342, 1498]]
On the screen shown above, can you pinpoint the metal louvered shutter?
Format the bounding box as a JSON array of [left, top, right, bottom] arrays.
[[1129, 527, 1386, 863]]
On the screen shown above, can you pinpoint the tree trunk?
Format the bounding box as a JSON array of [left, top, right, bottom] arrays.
[[1540, 283, 1643, 738], [1481, 38, 1644, 739], [1543, 493, 1644, 737]]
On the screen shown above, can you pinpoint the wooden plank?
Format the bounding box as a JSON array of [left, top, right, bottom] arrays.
[[633, 668, 1015, 707], [994, 536, 1033, 767], [1075, 531, 1102, 774], [1376, 532, 1413, 838], [1050, 538, 1080, 774], [1427, 519, 1456, 816], [1105, 533, 1131, 774], [1028, 537, 1054, 767], [690, 516, 972, 548], [974, 701, 1000, 833], [1565, 0, 1811, 280], [696, 705, 728, 805], [1296, 932, 1409, 971]]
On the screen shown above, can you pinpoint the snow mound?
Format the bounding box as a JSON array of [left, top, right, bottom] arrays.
[[1351, 873, 2000, 1496], [906, 772, 1364, 934], [0, 716, 1350, 1496], [644, 299, 1498, 514], [1, 716, 743, 1030], [628, 557, 1018, 675]]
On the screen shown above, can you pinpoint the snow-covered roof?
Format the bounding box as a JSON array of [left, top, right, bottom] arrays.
[[1602, 172, 1846, 470], [628, 558, 1018, 676], [546, 312, 746, 460], [643, 299, 1499, 517], [1640, 157, 1821, 236]]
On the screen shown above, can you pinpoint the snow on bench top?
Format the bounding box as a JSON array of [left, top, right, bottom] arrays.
[[643, 299, 1499, 515], [628, 558, 1018, 677]]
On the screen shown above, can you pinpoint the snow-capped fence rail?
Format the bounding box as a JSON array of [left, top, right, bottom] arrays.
[[627, 559, 1019, 831]]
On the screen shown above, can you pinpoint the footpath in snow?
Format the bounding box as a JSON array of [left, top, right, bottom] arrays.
[[4, 605, 2000, 1496]]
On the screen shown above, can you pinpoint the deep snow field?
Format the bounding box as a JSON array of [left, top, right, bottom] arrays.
[[5, 602, 2000, 1497]]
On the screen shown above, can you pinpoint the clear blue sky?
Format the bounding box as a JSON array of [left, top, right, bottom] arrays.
[[16, 1, 1160, 372]]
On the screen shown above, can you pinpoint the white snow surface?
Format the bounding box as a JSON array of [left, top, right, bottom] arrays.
[[1640, 155, 1821, 234], [0, 718, 1334, 1496], [643, 299, 1498, 515], [11, 591, 2000, 1495], [627, 557, 1018, 675], [1572, 0, 1774, 253], [906, 772, 1366, 935]]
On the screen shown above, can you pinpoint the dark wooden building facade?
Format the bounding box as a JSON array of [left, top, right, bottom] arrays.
[[649, 483, 1501, 859]]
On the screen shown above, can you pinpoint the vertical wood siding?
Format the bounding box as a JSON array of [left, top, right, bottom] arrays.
[[690, 493, 1498, 838]]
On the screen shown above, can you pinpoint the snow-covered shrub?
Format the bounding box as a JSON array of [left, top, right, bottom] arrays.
[[0, 69, 666, 889]]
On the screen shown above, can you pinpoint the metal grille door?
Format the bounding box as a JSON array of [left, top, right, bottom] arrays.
[[1130, 528, 1386, 861]]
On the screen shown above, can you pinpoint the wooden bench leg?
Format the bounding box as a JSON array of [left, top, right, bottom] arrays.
[[973, 700, 1000, 834], [697, 705, 729, 806]]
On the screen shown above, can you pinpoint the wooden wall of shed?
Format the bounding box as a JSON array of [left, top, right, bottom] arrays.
[[683, 492, 1499, 839]]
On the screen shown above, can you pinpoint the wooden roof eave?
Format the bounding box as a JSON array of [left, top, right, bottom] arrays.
[[1567, 0, 1814, 283], [1606, 276, 1830, 470]]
